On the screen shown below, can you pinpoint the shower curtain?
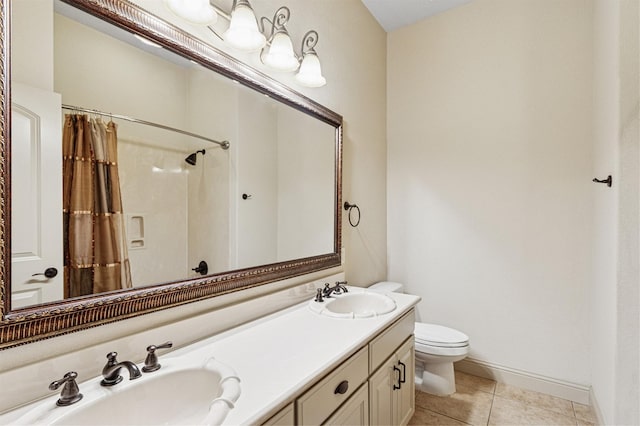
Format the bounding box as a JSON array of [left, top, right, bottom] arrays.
[[63, 114, 132, 297]]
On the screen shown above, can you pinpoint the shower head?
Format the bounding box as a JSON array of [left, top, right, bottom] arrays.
[[185, 149, 205, 166]]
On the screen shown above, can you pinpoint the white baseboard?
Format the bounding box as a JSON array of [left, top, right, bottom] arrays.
[[455, 357, 591, 405], [589, 387, 605, 425]]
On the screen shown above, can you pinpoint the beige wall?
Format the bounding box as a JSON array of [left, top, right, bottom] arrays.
[[611, 1, 639, 423], [388, 0, 593, 388], [591, 0, 619, 420]]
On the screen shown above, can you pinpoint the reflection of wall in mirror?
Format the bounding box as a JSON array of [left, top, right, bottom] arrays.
[[52, 12, 233, 287], [234, 89, 278, 269], [11, 0, 54, 92], [186, 68, 234, 277], [277, 107, 335, 261]]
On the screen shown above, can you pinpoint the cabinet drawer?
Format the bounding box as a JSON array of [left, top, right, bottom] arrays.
[[323, 382, 369, 426], [296, 346, 369, 425], [369, 309, 415, 373]]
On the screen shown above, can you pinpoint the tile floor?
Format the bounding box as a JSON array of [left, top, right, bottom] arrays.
[[409, 371, 598, 426]]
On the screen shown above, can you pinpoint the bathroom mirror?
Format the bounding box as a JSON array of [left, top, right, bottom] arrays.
[[0, 0, 342, 349]]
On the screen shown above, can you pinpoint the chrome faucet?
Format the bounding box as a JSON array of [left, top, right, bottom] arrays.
[[100, 352, 142, 386]]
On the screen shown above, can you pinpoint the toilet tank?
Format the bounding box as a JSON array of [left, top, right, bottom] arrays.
[[368, 281, 404, 293]]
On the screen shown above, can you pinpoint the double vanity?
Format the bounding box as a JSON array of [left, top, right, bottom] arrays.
[[0, 286, 420, 425]]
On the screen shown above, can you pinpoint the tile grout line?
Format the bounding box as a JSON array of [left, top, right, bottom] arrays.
[[486, 389, 496, 426]]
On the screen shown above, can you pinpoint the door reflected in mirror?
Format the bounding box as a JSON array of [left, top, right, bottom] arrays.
[[10, 0, 336, 309]]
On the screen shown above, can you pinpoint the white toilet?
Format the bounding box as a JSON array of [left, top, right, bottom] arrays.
[[369, 281, 470, 396]]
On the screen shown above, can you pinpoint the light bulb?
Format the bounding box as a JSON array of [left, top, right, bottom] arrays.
[[295, 52, 326, 87], [262, 31, 299, 72], [223, 4, 266, 51]]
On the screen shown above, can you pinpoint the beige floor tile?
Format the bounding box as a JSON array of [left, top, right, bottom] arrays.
[[409, 407, 471, 425], [494, 382, 574, 417], [415, 387, 493, 426], [455, 371, 497, 394], [489, 395, 577, 426], [572, 402, 597, 423]]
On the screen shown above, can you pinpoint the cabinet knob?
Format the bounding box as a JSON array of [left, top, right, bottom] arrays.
[[334, 380, 349, 395]]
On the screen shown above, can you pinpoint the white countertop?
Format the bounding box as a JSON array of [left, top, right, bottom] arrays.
[[0, 287, 420, 425], [199, 287, 421, 425]]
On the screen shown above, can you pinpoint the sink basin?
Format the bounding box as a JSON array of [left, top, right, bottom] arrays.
[[309, 291, 396, 318], [7, 356, 240, 426]]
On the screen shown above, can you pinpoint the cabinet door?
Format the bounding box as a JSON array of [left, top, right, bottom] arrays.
[[369, 355, 396, 426], [324, 383, 369, 426], [395, 338, 415, 426]]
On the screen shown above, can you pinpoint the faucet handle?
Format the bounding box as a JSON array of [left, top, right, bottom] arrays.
[[49, 371, 83, 406], [322, 282, 332, 297], [142, 341, 173, 373]]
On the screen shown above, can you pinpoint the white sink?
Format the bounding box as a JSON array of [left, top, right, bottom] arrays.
[[309, 291, 396, 319], [6, 356, 240, 426]]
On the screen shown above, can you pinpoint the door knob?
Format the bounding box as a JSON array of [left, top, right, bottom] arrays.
[[32, 267, 58, 278]]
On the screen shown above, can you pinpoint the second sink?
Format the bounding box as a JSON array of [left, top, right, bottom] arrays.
[[309, 291, 396, 319]]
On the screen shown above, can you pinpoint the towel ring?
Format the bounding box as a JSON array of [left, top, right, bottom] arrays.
[[344, 202, 361, 227]]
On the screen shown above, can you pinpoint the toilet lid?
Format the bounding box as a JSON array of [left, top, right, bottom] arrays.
[[415, 323, 469, 347]]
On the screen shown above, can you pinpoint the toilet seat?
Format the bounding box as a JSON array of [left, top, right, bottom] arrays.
[[415, 341, 469, 357], [415, 323, 469, 348]]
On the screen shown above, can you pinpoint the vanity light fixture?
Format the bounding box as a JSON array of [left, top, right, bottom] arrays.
[[165, 0, 327, 87], [164, 0, 217, 25]]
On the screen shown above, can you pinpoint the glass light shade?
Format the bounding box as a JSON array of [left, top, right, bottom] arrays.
[[223, 5, 266, 51], [295, 52, 326, 87], [165, 0, 217, 25], [262, 32, 299, 72]]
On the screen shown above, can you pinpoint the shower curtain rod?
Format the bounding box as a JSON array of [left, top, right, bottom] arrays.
[[62, 104, 230, 150]]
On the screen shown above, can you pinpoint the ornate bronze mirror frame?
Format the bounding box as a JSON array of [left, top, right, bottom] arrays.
[[0, 0, 342, 349]]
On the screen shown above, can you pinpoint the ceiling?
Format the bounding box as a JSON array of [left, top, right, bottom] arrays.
[[361, 0, 473, 32]]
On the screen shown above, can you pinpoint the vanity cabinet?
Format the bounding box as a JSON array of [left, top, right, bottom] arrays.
[[261, 309, 415, 426], [369, 337, 415, 426]]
